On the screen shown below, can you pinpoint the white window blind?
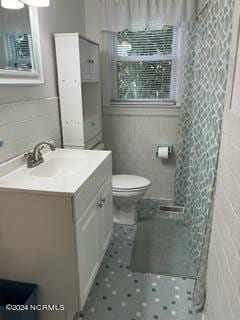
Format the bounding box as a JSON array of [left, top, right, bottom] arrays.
[[111, 26, 179, 102]]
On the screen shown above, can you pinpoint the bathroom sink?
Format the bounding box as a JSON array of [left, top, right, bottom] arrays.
[[29, 157, 87, 178], [0, 148, 112, 195]]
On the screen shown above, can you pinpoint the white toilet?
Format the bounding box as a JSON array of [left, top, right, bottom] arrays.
[[112, 175, 151, 225]]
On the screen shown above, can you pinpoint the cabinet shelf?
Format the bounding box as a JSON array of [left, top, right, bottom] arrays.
[[81, 79, 101, 84]]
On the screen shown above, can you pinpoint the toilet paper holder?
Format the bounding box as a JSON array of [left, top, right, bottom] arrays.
[[155, 144, 174, 157]]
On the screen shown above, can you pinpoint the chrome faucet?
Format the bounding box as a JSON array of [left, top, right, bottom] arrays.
[[25, 142, 56, 168]]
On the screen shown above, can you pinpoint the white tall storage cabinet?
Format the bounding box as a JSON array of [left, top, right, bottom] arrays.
[[55, 34, 103, 149]]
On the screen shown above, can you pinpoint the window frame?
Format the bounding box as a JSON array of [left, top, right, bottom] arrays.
[[110, 25, 184, 106], [0, 7, 44, 85]]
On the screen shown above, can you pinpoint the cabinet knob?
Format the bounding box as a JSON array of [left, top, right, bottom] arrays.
[[96, 202, 103, 208], [97, 198, 106, 208], [100, 198, 106, 205], [88, 59, 94, 64]]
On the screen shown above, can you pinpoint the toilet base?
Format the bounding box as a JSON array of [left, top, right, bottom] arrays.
[[113, 202, 138, 225]]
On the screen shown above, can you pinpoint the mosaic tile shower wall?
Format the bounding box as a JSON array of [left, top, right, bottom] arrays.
[[175, 0, 234, 265]]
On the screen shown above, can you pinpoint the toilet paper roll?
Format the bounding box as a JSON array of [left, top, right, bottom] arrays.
[[157, 147, 169, 159]]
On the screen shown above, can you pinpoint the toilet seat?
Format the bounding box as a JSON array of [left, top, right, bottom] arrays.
[[113, 187, 148, 193], [112, 175, 151, 192]]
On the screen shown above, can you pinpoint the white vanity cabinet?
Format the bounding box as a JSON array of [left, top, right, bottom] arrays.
[[76, 192, 101, 307], [0, 150, 113, 320], [75, 177, 112, 307], [98, 179, 114, 258]]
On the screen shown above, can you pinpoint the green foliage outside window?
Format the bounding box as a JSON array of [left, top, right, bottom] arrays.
[[115, 26, 175, 100], [15, 34, 32, 71]]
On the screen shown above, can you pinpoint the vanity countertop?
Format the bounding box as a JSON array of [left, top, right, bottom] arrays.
[[0, 148, 112, 196]]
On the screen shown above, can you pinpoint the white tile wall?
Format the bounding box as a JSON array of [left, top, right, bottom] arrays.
[[103, 113, 180, 201], [205, 2, 240, 316], [205, 110, 240, 320], [0, 98, 61, 164]]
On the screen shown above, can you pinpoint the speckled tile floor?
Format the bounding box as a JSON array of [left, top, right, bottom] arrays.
[[80, 200, 201, 320]]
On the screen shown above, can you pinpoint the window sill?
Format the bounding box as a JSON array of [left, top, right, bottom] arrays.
[[103, 103, 181, 117], [110, 100, 177, 106]]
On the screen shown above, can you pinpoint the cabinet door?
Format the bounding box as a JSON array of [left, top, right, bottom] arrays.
[[81, 83, 102, 144], [88, 42, 100, 81], [76, 192, 101, 307], [98, 179, 113, 259], [79, 38, 90, 81], [79, 38, 99, 82]]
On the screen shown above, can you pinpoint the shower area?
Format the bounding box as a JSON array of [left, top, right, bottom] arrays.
[[130, 0, 234, 310], [175, 0, 234, 308]]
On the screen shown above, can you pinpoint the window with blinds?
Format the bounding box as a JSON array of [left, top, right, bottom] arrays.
[[2, 32, 33, 72], [111, 26, 179, 102]]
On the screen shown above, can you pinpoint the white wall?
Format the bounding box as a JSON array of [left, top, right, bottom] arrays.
[[205, 1, 240, 318], [205, 103, 240, 320], [0, 0, 85, 163], [85, 0, 101, 43]]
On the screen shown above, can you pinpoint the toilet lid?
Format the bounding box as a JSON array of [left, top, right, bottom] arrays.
[[112, 175, 151, 191]]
